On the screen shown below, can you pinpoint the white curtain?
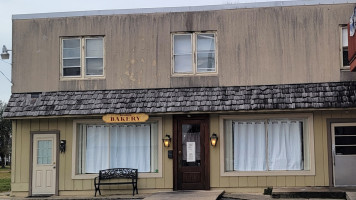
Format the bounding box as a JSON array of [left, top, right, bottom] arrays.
[[85, 125, 110, 173], [233, 121, 266, 171], [110, 124, 151, 172], [268, 120, 303, 170]]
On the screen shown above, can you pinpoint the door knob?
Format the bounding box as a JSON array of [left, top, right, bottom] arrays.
[[53, 166, 56, 169], [178, 151, 182, 154]]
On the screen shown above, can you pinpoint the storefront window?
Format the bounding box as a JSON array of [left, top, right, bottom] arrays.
[[76, 122, 158, 174], [223, 114, 314, 175]]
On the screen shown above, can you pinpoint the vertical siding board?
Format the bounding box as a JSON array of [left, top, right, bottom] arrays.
[[257, 177, 267, 187], [220, 176, 230, 187], [247, 177, 258, 187], [20, 120, 31, 183], [296, 176, 305, 186], [314, 112, 325, 186], [30, 119, 40, 131], [11, 121, 17, 184], [58, 118, 66, 191], [155, 177, 164, 189], [229, 177, 239, 188], [276, 176, 286, 186], [15, 120, 21, 183], [285, 176, 296, 187], [266, 176, 277, 187], [163, 116, 173, 189], [146, 179, 156, 189], [64, 119, 74, 190], [82, 180, 92, 191], [210, 114, 220, 188], [322, 112, 332, 186], [48, 118, 58, 130], [305, 176, 315, 186], [238, 177, 248, 187], [39, 119, 49, 131], [73, 180, 83, 190]]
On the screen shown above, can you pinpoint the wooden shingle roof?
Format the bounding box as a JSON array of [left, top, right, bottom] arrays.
[[3, 81, 356, 118]]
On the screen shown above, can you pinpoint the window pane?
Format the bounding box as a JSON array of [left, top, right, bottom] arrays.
[[86, 58, 103, 75], [63, 48, 80, 58], [63, 58, 80, 67], [174, 55, 193, 73], [86, 38, 103, 58], [85, 125, 110, 173], [342, 27, 348, 48], [268, 120, 303, 170], [197, 34, 215, 51], [233, 121, 266, 171], [63, 39, 80, 48], [197, 53, 215, 72], [110, 124, 151, 172], [174, 35, 192, 54], [63, 67, 80, 76], [182, 124, 200, 167], [197, 34, 215, 72]]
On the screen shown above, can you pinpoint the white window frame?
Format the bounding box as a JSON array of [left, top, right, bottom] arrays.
[[340, 25, 350, 70], [60, 36, 105, 80], [171, 32, 218, 76], [219, 113, 315, 176], [71, 118, 163, 179]]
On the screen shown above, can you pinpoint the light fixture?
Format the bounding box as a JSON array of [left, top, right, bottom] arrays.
[[60, 140, 66, 153], [1, 45, 11, 60], [210, 133, 218, 147], [162, 134, 171, 147]]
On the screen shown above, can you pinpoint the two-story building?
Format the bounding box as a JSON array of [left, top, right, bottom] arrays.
[[3, 0, 356, 197]]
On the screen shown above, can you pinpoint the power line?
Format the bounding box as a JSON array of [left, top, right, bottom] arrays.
[[0, 70, 11, 83]]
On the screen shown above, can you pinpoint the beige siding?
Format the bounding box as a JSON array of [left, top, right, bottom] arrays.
[[11, 116, 173, 195], [11, 110, 356, 195], [12, 4, 354, 93], [208, 110, 356, 189]]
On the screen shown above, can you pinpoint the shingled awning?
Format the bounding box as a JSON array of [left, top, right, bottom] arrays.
[[3, 81, 356, 118]]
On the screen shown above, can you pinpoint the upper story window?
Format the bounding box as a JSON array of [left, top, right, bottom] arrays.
[[61, 36, 104, 78], [172, 32, 217, 75], [341, 25, 349, 69]]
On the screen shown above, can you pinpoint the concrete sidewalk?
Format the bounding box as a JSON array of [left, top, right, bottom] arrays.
[[144, 190, 224, 200]]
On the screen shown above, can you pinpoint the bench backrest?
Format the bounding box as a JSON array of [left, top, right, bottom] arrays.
[[99, 168, 138, 180]]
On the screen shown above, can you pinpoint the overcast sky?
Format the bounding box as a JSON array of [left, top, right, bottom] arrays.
[[0, 0, 295, 102]]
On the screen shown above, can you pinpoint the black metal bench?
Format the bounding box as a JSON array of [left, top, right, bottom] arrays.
[[94, 168, 138, 196]]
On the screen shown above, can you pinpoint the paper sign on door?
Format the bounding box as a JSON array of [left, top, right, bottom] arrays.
[[186, 142, 196, 162]]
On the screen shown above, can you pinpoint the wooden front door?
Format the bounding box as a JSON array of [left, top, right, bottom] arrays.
[[174, 115, 210, 190]]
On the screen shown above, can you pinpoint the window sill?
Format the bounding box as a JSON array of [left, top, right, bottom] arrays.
[[221, 170, 315, 177], [171, 73, 218, 77], [60, 76, 106, 81], [72, 172, 163, 180]]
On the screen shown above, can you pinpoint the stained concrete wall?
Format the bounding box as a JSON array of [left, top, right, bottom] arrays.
[[11, 3, 355, 93]]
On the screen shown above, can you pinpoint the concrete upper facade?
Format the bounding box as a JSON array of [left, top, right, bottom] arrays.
[[11, 1, 356, 93]]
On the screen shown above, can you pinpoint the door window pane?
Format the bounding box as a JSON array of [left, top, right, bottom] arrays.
[[37, 140, 52, 165], [335, 126, 356, 155], [182, 124, 200, 167]]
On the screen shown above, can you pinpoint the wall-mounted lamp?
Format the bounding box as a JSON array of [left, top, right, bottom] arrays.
[[60, 140, 66, 153], [210, 133, 218, 147], [1, 45, 11, 60], [162, 134, 171, 147]]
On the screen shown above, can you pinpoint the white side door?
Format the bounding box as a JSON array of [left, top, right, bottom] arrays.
[[332, 123, 356, 186], [32, 134, 57, 195]]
